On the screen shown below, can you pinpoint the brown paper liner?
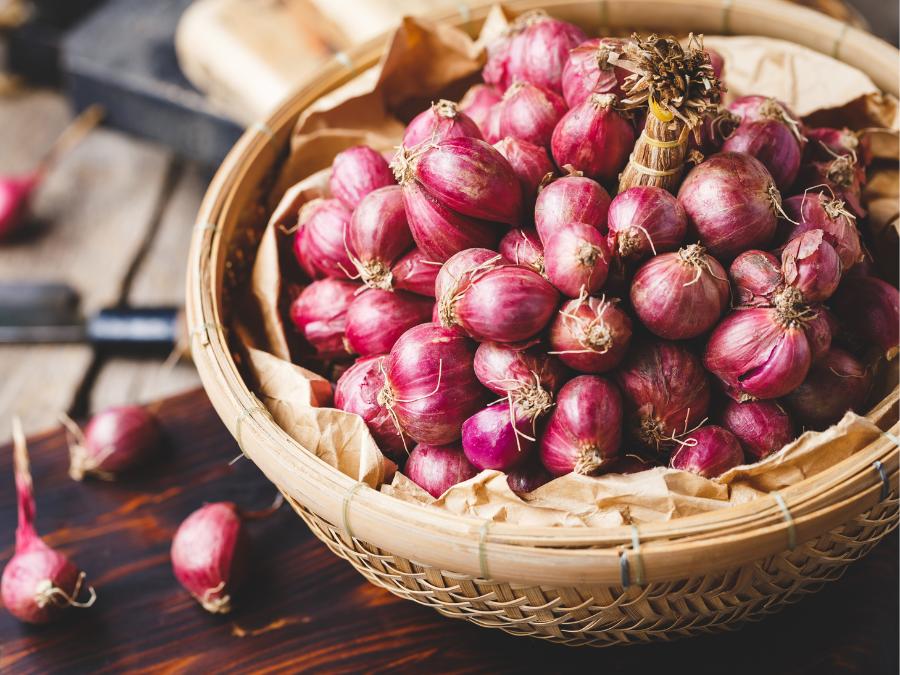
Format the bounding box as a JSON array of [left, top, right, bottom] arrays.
[[241, 7, 899, 520]]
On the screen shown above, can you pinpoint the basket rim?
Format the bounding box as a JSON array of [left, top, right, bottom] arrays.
[[187, 0, 900, 584]]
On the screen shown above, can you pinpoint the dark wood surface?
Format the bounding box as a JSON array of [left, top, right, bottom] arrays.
[[0, 388, 896, 675]]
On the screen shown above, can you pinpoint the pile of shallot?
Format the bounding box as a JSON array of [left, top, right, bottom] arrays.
[[285, 16, 898, 497]]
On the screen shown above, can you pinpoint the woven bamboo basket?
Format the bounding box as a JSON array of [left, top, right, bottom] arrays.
[[187, 0, 900, 647]]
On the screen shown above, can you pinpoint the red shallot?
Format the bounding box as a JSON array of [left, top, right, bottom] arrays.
[[797, 154, 866, 218], [474, 340, 565, 398], [329, 145, 395, 210], [391, 247, 441, 297], [548, 294, 632, 373], [720, 400, 794, 460], [292, 198, 355, 279], [499, 228, 545, 275], [462, 404, 535, 471], [380, 323, 485, 445], [393, 136, 522, 225], [781, 191, 862, 272], [289, 279, 358, 359], [435, 248, 506, 313], [630, 244, 729, 339], [677, 152, 781, 259], [534, 170, 610, 244], [616, 341, 711, 451], [804, 307, 834, 361], [670, 425, 744, 478], [335, 355, 405, 459], [805, 126, 870, 165], [498, 82, 567, 149], [831, 275, 900, 360], [459, 84, 502, 136], [61, 405, 161, 481], [346, 185, 413, 291], [544, 223, 610, 297], [344, 290, 433, 357], [704, 305, 812, 400], [1, 419, 96, 624], [606, 186, 688, 262], [405, 443, 478, 498], [493, 136, 555, 205], [780, 229, 842, 302], [443, 266, 559, 343], [730, 250, 783, 307], [551, 93, 635, 182], [561, 37, 629, 108], [722, 118, 803, 190], [784, 348, 872, 429], [539, 375, 622, 476], [171, 502, 251, 614], [506, 460, 553, 494], [403, 99, 483, 148]]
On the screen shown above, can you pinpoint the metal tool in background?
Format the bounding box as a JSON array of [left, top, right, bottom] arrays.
[[0, 282, 183, 354]]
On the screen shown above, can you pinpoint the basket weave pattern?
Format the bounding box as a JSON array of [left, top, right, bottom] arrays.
[[289, 493, 898, 647]]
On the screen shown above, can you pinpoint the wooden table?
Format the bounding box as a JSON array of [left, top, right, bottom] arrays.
[[0, 90, 202, 443], [0, 388, 897, 674]]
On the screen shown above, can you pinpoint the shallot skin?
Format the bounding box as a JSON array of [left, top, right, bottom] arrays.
[[329, 146, 395, 210], [544, 223, 610, 298], [548, 296, 632, 373], [670, 426, 744, 479], [534, 173, 610, 244], [454, 266, 559, 343], [344, 290, 434, 357], [721, 400, 794, 460], [784, 348, 872, 430], [730, 250, 783, 307], [550, 94, 635, 182], [335, 355, 405, 460], [170, 502, 249, 614], [383, 323, 486, 445], [606, 186, 688, 262], [404, 136, 522, 225], [539, 375, 622, 476], [405, 443, 478, 498], [630, 245, 729, 339], [499, 228, 545, 275], [462, 405, 535, 472], [781, 192, 861, 272], [780, 229, 842, 302], [677, 152, 780, 260], [704, 308, 812, 401]]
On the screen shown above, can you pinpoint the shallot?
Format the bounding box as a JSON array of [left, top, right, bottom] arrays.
[[346, 186, 413, 291], [722, 118, 803, 190], [781, 192, 861, 271], [498, 82, 567, 149], [784, 348, 872, 429], [677, 152, 781, 259], [293, 198, 354, 279], [805, 126, 870, 165], [62, 405, 161, 481], [730, 250, 783, 307], [391, 247, 441, 297], [630, 244, 729, 339], [506, 461, 553, 494], [329, 145, 395, 210], [543, 223, 610, 297], [405, 443, 478, 498], [561, 37, 629, 108], [335, 355, 405, 459], [704, 305, 812, 400], [617, 341, 711, 451], [344, 290, 433, 356], [534, 170, 610, 244], [548, 294, 632, 373], [171, 502, 252, 614], [831, 275, 899, 360], [403, 99, 483, 148], [1, 419, 96, 623], [551, 93, 634, 181], [780, 229, 842, 302], [380, 323, 485, 445], [670, 425, 744, 478], [606, 186, 688, 262], [539, 375, 622, 476], [499, 228, 545, 275], [459, 84, 502, 135], [493, 136, 555, 205], [797, 154, 866, 218], [720, 400, 794, 460], [462, 404, 535, 471], [289, 279, 358, 359]]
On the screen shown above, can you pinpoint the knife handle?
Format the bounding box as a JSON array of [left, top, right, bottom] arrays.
[[86, 307, 184, 353]]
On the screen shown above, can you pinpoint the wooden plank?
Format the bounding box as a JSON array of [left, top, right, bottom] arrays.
[[0, 90, 172, 439], [89, 162, 206, 413], [0, 388, 896, 673]]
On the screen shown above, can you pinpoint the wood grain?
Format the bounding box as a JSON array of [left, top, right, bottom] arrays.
[[0, 388, 896, 674], [0, 91, 173, 439], [89, 162, 206, 413]]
